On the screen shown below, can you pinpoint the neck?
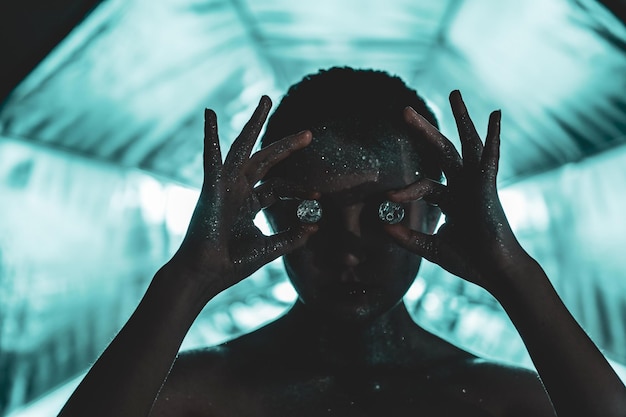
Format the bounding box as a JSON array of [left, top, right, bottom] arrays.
[[280, 300, 422, 368]]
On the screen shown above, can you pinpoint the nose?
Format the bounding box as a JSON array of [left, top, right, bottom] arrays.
[[337, 204, 366, 266], [341, 204, 363, 238]]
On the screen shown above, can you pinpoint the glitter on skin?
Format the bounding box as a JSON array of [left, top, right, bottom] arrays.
[[279, 127, 423, 195]]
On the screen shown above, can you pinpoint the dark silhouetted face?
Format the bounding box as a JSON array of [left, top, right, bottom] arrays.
[[264, 125, 439, 324]]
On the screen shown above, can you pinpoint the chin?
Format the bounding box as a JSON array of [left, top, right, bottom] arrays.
[[299, 292, 400, 326]]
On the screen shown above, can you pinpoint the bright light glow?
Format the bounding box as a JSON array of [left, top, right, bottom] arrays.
[[271, 281, 298, 303], [499, 187, 549, 232], [229, 298, 285, 329], [404, 276, 426, 303], [456, 307, 502, 341], [164, 185, 199, 236], [253, 211, 273, 236], [138, 176, 166, 223], [422, 291, 442, 315]]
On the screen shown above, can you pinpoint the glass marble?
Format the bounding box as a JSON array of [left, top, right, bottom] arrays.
[[296, 200, 322, 223], [378, 201, 405, 224]]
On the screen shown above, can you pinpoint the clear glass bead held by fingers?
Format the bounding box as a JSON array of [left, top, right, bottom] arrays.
[[296, 200, 322, 223], [378, 201, 404, 224]]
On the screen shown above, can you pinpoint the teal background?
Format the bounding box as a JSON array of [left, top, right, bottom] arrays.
[[1, 0, 626, 415]]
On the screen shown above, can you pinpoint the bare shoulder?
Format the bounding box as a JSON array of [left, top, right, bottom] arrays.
[[149, 333, 557, 417], [150, 320, 293, 416], [441, 358, 556, 417]]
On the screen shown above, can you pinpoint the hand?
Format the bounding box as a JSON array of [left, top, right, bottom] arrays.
[[384, 90, 529, 295], [169, 96, 318, 300]]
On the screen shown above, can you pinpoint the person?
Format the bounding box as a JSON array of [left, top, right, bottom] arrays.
[[58, 68, 626, 417]]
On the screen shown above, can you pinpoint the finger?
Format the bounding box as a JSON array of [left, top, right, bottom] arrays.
[[387, 178, 447, 206], [384, 224, 439, 261], [404, 106, 463, 181], [449, 90, 483, 169], [252, 178, 320, 212], [246, 130, 312, 183], [246, 225, 318, 269], [480, 110, 502, 185], [203, 109, 223, 177], [225, 95, 272, 170]]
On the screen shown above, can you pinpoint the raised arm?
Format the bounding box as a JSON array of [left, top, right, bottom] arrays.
[[57, 96, 317, 417], [384, 90, 626, 417]]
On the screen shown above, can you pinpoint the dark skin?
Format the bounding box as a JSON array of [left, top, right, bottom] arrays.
[[58, 93, 626, 417]]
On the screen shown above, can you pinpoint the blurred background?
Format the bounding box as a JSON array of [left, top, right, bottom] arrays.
[[1, 0, 626, 415]]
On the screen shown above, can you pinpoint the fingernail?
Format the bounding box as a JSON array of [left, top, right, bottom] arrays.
[[204, 108, 215, 122], [386, 191, 400, 202], [257, 96, 272, 110], [404, 106, 423, 122]]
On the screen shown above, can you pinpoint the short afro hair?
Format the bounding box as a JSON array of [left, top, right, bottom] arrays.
[[261, 67, 442, 180]]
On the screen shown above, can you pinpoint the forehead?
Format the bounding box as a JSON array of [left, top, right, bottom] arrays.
[[278, 129, 423, 194]]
